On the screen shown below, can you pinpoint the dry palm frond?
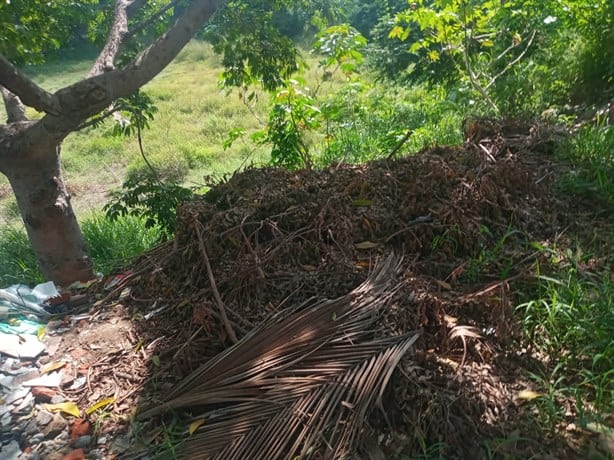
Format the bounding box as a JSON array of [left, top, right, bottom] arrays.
[[138, 255, 420, 459]]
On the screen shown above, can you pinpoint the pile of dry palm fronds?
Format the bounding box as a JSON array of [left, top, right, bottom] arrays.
[[137, 256, 420, 459], [113, 121, 576, 458]]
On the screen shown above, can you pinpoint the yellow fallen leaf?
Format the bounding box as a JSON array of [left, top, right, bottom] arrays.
[[44, 402, 80, 417], [434, 279, 452, 290], [37, 326, 46, 341], [516, 390, 542, 401], [351, 199, 373, 207], [189, 418, 205, 435], [85, 397, 116, 415], [354, 241, 380, 250], [41, 361, 67, 374]]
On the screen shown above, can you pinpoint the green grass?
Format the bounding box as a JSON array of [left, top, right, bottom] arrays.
[[81, 213, 162, 276], [0, 41, 274, 220], [0, 214, 161, 287], [0, 226, 45, 286], [517, 258, 614, 427], [557, 124, 614, 205], [513, 125, 614, 432]]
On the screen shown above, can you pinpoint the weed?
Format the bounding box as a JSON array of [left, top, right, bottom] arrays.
[[517, 257, 614, 426], [81, 213, 162, 276], [557, 125, 614, 205], [104, 176, 196, 239], [0, 214, 161, 285], [401, 441, 447, 460], [0, 225, 44, 287]]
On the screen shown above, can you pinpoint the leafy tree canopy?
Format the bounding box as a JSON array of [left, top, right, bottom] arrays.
[[0, 0, 98, 64]]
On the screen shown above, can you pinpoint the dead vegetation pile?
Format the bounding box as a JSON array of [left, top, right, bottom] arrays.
[[125, 120, 572, 458]]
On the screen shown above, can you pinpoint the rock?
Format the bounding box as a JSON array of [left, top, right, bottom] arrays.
[[50, 395, 66, 404], [5, 387, 29, 405], [73, 435, 92, 449], [1, 439, 22, 459], [62, 448, 85, 460], [12, 391, 34, 413], [31, 387, 57, 403], [19, 450, 42, 460], [43, 413, 67, 439], [23, 420, 39, 436], [36, 410, 54, 426], [0, 374, 14, 389], [109, 434, 131, 455], [69, 419, 90, 440], [13, 370, 41, 386], [0, 404, 11, 417], [30, 432, 45, 444], [1, 411, 12, 427], [86, 449, 103, 460]]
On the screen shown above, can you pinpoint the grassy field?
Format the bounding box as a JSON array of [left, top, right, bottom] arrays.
[[0, 39, 463, 226], [0, 41, 275, 225]]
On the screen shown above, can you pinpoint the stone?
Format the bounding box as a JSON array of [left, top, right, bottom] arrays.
[[62, 448, 85, 460], [1, 439, 22, 459], [109, 434, 131, 455], [12, 391, 34, 413], [86, 449, 103, 460], [31, 387, 57, 403], [5, 387, 29, 405], [73, 435, 92, 449], [36, 410, 54, 426], [0, 374, 15, 390], [13, 370, 41, 386], [29, 432, 45, 444], [69, 419, 90, 440], [1, 411, 12, 427], [24, 420, 39, 436], [19, 451, 42, 460], [49, 395, 66, 404], [0, 404, 11, 417], [43, 413, 67, 439]]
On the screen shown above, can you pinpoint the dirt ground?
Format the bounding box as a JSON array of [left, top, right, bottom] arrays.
[[30, 120, 613, 459]]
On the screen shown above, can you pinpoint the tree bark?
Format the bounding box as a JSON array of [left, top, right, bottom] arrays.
[[4, 144, 93, 287]]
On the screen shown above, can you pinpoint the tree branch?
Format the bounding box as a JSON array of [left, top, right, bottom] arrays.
[[486, 30, 536, 90], [51, 0, 228, 123], [1, 86, 27, 123], [460, 2, 498, 113], [87, 0, 135, 77], [0, 56, 60, 115], [8, 0, 228, 158]]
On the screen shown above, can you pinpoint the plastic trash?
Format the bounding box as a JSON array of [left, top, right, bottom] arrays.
[[0, 282, 58, 318]]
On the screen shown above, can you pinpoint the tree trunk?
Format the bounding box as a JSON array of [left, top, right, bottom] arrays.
[[0, 0, 229, 286], [5, 144, 94, 287]]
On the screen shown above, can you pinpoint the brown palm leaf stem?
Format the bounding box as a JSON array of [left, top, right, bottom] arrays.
[[138, 256, 422, 459]]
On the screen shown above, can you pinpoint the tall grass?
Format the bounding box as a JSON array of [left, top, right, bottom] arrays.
[[0, 41, 273, 220], [0, 226, 44, 287], [81, 213, 162, 276], [558, 124, 614, 205], [515, 125, 614, 429], [0, 214, 161, 287]]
